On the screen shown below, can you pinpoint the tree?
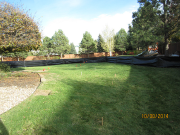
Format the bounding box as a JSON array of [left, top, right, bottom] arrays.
[[37, 36, 54, 59], [101, 25, 115, 56], [170, 29, 180, 43], [94, 39, 98, 52], [128, 0, 167, 52], [69, 43, 77, 54], [131, 1, 164, 50], [97, 34, 105, 52], [0, 1, 42, 55], [79, 31, 96, 57], [5, 51, 28, 61], [138, 0, 180, 55], [127, 25, 134, 50], [43, 36, 52, 48], [51, 29, 70, 58], [114, 28, 128, 53]]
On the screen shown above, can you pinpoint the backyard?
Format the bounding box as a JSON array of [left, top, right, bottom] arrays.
[[0, 62, 180, 134]]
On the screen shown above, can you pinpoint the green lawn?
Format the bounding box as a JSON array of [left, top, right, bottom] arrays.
[[0, 62, 180, 135]]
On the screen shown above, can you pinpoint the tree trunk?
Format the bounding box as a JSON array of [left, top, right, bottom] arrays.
[[165, 37, 169, 56], [163, 0, 169, 56], [110, 39, 112, 56], [88, 53, 89, 58], [17, 57, 19, 61], [61, 53, 62, 59], [1, 55, 3, 61]]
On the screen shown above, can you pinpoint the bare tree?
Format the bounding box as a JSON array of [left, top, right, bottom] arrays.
[[101, 25, 115, 56]]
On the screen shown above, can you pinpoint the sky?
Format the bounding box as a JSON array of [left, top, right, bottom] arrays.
[[6, 0, 140, 52]]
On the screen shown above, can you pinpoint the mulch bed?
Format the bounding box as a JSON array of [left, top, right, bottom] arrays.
[[0, 71, 41, 88]]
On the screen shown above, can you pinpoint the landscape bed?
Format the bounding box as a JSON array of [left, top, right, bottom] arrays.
[[0, 62, 180, 134]]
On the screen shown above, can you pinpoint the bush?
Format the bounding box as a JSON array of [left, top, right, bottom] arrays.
[[129, 52, 134, 55], [127, 50, 142, 55], [52, 56, 60, 59], [126, 50, 132, 55], [0, 63, 11, 72], [115, 53, 119, 56]]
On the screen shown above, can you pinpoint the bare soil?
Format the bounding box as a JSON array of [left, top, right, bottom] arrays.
[[0, 71, 40, 88]]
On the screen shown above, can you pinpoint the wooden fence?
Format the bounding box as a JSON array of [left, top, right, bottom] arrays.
[[1, 51, 126, 61]]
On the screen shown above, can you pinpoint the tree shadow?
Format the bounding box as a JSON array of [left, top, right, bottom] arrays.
[[31, 64, 179, 134], [2, 63, 180, 134], [10, 67, 26, 72], [0, 119, 9, 135]]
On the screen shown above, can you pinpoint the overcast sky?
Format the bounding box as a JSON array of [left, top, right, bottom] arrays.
[[7, 0, 140, 52]]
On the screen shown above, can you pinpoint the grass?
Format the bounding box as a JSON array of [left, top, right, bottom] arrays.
[[0, 71, 12, 79], [0, 71, 27, 79], [0, 62, 180, 135]]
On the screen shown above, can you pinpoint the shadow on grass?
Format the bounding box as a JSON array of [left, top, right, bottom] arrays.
[[0, 119, 9, 135], [30, 65, 180, 134], [10, 67, 26, 72], [2, 63, 180, 134]]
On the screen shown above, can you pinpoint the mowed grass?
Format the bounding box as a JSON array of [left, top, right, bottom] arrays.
[[0, 62, 180, 135]]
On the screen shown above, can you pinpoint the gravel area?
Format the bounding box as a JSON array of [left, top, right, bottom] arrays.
[[0, 72, 41, 115], [0, 85, 38, 115]]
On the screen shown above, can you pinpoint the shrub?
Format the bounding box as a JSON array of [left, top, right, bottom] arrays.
[[13, 72, 27, 77], [126, 50, 132, 55], [127, 50, 142, 55], [115, 53, 119, 56], [52, 56, 60, 59], [129, 52, 134, 55], [0, 63, 11, 72]]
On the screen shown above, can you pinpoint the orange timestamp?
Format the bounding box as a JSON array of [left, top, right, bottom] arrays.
[[142, 114, 168, 119]]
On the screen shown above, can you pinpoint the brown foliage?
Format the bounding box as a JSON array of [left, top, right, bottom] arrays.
[[0, 1, 42, 53]]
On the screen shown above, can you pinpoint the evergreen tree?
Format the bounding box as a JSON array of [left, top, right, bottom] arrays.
[[52, 29, 70, 58], [43, 36, 53, 48], [138, 0, 180, 55], [131, 1, 164, 50], [114, 28, 128, 52], [79, 31, 96, 57], [5, 51, 28, 61], [97, 34, 105, 52], [69, 43, 77, 54], [37, 36, 54, 59], [94, 40, 98, 52], [127, 25, 134, 50]]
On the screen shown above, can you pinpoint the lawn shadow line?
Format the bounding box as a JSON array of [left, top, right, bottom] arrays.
[[0, 118, 9, 135]]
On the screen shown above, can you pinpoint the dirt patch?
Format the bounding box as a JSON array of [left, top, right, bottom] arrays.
[[33, 89, 52, 96], [0, 71, 40, 88], [23, 70, 48, 72]]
